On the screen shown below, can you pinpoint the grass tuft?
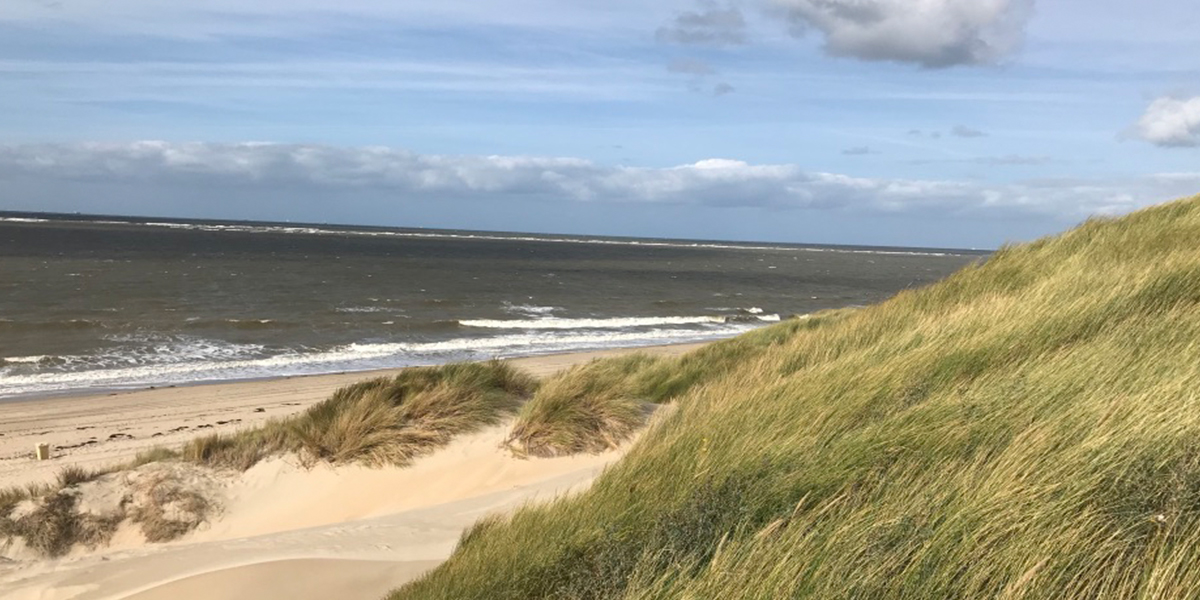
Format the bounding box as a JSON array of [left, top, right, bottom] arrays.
[[507, 316, 841, 457], [131, 446, 182, 467], [55, 465, 107, 488], [128, 474, 212, 543], [176, 360, 536, 470], [289, 360, 534, 467], [507, 357, 650, 456], [5, 490, 120, 557]]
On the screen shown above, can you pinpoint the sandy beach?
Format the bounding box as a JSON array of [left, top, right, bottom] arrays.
[[0, 342, 702, 600]]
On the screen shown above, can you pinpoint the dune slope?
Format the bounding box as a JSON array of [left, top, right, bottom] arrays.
[[391, 196, 1200, 599]]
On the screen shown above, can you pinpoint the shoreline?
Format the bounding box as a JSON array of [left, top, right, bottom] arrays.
[[0, 336, 742, 404], [0, 341, 708, 488]]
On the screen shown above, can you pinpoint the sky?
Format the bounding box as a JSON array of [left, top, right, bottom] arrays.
[[1, 0, 1198, 249]]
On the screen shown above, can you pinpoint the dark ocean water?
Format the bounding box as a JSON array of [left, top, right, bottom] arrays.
[[0, 214, 986, 399]]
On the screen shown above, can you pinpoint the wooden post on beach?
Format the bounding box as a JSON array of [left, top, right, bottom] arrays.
[[35, 443, 51, 461]]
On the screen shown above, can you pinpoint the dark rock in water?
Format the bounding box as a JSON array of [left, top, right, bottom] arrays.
[[253, 407, 266, 413]]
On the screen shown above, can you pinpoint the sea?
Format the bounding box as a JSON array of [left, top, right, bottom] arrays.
[[0, 213, 986, 400]]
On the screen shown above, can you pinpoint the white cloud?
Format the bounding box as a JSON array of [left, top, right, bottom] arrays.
[[770, 0, 1035, 67], [1136, 96, 1200, 148], [1, 142, 1192, 222]]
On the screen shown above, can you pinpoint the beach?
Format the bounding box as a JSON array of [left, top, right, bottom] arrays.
[[0, 343, 700, 600], [0, 342, 705, 488]]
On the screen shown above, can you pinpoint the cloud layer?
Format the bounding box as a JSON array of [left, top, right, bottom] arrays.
[[771, 0, 1035, 67], [1136, 96, 1200, 148], [1, 142, 1191, 223]]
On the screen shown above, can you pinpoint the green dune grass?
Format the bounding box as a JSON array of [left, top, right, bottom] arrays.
[[390, 195, 1200, 599]]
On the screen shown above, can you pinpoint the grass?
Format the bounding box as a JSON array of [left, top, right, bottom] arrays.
[[127, 473, 212, 543], [131, 446, 182, 467], [506, 356, 651, 456], [290, 361, 533, 466], [389, 194, 1200, 600], [507, 316, 834, 456], [0, 484, 122, 558], [178, 359, 536, 470]]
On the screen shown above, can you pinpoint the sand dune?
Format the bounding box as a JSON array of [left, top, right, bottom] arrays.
[[1, 422, 636, 599], [0, 344, 698, 600]]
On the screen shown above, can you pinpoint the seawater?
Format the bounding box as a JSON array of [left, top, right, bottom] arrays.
[[0, 214, 985, 399]]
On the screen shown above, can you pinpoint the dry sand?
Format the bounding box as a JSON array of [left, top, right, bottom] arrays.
[[0, 343, 703, 600]]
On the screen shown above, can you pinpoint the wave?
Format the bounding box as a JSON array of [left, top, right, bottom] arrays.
[[2, 355, 51, 365], [0, 217, 50, 223], [0, 325, 767, 399], [461, 314, 778, 330], [502, 303, 558, 316], [13, 217, 969, 257]]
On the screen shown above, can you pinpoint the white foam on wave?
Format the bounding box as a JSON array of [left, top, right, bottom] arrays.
[[502, 303, 558, 316], [462, 315, 728, 329], [463, 314, 781, 329], [0, 325, 763, 399], [0, 217, 50, 224], [2, 355, 49, 364]]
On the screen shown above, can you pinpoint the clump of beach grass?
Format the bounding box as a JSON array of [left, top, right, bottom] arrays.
[[0, 468, 123, 558], [290, 361, 534, 466], [507, 314, 843, 456], [391, 195, 1200, 600], [130, 446, 182, 468], [175, 360, 536, 470], [507, 356, 651, 456], [127, 472, 212, 543]]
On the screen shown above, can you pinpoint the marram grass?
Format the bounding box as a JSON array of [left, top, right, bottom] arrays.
[[181, 359, 536, 470], [507, 316, 841, 456], [390, 195, 1200, 600]]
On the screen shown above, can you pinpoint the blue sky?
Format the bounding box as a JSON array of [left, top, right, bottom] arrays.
[[1, 0, 1198, 248]]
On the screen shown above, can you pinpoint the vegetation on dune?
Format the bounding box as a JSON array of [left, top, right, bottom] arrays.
[[507, 316, 837, 457], [290, 361, 533, 466], [506, 354, 652, 457], [391, 195, 1200, 600], [0, 467, 122, 557], [180, 360, 536, 470]]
